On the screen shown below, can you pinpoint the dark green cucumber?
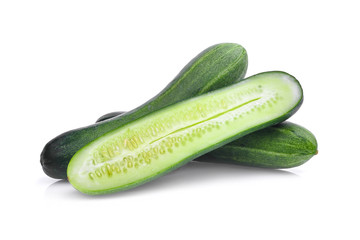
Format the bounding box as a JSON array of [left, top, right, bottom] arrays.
[[96, 113, 318, 168], [41, 43, 248, 179], [199, 122, 317, 168], [68, 71, 303, 194]]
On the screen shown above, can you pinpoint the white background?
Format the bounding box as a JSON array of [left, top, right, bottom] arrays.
[[1, 0, 359, 239]]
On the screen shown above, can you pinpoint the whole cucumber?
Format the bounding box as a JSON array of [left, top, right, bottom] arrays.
[[41, 43, 248, 179]]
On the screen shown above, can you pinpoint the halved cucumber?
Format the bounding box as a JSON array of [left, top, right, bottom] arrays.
[[68, 71, 303, 194]]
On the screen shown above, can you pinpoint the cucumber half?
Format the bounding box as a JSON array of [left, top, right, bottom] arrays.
[[67, 71, 303, 194]]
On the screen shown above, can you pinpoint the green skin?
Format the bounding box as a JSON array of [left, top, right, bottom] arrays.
[[96, 114, 318, 169], [203, 121, 317, 168], [68, 71, 304, 194], [41, 43, 248, 179]]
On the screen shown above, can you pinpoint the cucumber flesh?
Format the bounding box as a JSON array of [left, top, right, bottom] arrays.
[[68, 71, 303, 194], [96, 112, 318, 168]]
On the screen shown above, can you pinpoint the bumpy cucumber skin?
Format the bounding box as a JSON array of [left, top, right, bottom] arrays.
[[41, 43, 248, 179], [69, 71, 304, 195], [198, 122, 317, 168], [96, 111, 317, 168]]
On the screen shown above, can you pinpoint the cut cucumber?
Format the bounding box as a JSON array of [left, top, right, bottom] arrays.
[[68, 71, 303, 194]]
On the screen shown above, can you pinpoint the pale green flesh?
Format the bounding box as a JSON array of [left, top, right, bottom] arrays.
[[68, 72, 302, 194]]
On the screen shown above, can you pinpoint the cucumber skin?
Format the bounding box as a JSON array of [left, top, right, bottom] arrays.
[[41, 43, 248, 179], [199, 122, 317, 168], [96, 113, 318, 168], [70, 71, 304, 194]]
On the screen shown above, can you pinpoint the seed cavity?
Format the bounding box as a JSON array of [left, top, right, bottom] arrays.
[[95, 170, 102, 177], [112, 163, 121, 173], [160, 147, 166, 154], [87, 90, 269, 181], [89, 173, 95, 180], [130, 138, 138, 149]]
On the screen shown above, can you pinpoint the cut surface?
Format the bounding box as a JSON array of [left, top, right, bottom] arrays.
[[67, 71, 303, 194]]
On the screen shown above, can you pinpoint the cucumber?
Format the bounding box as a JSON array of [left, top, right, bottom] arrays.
[[200, 122, 317, 168], [41, 43, 248, 179], [96, 113, 318, 168], [67, 71, 303, 194]]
